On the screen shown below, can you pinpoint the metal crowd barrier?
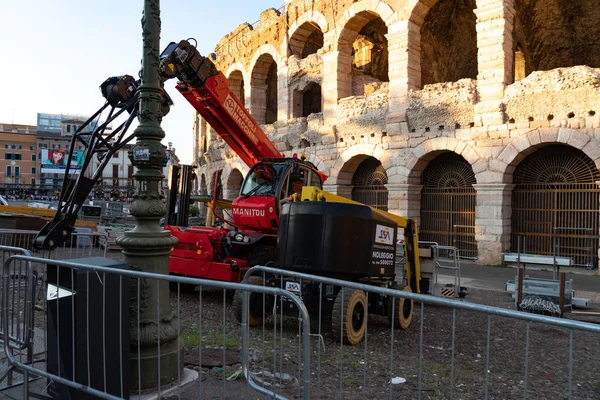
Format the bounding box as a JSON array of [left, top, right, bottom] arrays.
[[0, 229, 110, 260], [243, 265, 600, 400], [0, 246, 42, 397], [2, 255, 310, 400]]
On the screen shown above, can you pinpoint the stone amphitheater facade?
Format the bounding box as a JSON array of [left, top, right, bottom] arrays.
[[192, 0, 600, 266]]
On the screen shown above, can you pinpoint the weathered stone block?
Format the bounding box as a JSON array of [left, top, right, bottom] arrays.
[[498, 143, 518, 165], [567, 130, 592, 150], [582, 139, 600, 161], [586, 116, 600, 129], [530, 120, 550, 129], [538, 128, 559, 143]]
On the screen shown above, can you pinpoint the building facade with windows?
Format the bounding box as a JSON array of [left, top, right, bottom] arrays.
[[194, 0, 600, 268], [0, 124, 39, 196], [89, 142, 180, 201]]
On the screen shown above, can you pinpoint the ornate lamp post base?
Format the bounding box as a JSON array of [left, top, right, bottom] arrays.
[[118, 228, 181, 391]]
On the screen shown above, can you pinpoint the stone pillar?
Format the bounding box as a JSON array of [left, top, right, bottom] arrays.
[[386, 184, 422, 225], [277, 64, 289, 122], [321, 51, 351, 124], [474, 0, 516, 126], [596, 181, 600, 274], [323, 184, 352, 199], [385, 20, 421, 125], [473, 183, 514, 265]]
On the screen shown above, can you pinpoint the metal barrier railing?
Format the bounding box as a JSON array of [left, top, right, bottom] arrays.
[[243, 265, 600, 400], [0, 246, 40, 396], [0, 229, 110, 260], [431, 245, 462, 298], [2, 255, 310, 400]]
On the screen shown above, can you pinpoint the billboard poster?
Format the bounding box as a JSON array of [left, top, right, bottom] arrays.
[[41, 150, 84, 174]]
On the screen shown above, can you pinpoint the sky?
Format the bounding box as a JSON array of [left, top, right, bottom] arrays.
[[0, 0, 282, 164]]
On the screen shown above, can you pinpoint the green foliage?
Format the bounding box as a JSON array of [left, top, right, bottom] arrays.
[[189, 204, 200, 217]]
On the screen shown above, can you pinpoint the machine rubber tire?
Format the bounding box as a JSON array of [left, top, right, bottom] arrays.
[[233, 276, 265, 327], [332, 288, 367, 345], [388, 285, 413, 330]]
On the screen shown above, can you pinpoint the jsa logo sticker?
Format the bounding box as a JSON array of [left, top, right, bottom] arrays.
[[375, 224, 394, 245]]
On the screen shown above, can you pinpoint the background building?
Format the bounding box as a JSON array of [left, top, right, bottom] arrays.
[[89, 142, 179, 201], [194, 0, 600, 268], [36, 113, 91, 194], [0, 123, 38, 197]]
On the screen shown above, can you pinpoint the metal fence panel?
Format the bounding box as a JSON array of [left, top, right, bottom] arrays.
[[2, 255, 311, 400], [0, 246, 44, 397], [243, 265, 600, 400]]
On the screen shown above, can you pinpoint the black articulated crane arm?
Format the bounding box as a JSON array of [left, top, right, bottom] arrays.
[[33, 76, 173, 250]]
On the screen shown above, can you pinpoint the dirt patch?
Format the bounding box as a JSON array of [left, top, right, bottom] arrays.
[[171, 286, 600, 399]]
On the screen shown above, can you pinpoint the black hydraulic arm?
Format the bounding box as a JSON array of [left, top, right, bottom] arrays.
[[33, 75, 173, 250]]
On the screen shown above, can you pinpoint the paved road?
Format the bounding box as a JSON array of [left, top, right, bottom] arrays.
[[396, 259, 599, 292], [395, 259, 600, 309]]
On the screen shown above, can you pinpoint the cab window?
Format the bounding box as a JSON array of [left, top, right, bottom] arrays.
[[240, 164, 286, 197]]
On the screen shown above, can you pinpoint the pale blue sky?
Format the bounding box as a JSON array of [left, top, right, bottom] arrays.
[[0, 0, 281, 164]]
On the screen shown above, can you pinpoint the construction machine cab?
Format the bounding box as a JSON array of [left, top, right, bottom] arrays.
[[231, 158, 322, 233]]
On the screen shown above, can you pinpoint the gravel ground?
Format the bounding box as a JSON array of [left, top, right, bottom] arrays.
[[169, 285, 600, 400]]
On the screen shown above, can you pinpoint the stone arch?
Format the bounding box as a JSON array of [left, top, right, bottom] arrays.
[[510, 143, 600, 266], [250, 48, 280, 125], [333, 153, 389, 209], [492, 129, 599, 183], [199, 173, 207, 195], [419, 0, 478, 86], [197, 173, 208, 218], [288, 11, 328, 58], [225, 62, 247, 82], [418, 151, 478, 257], [249, 44, 282, 72], [512, 0, 600, 82], [331, 144, 387, 185], [352, 157, 390, 211], [335, 0, 395, 35], [289, 10, 329, 37], [334, 0, 395, 99], [303, 152, 325, 173], [224, 168, 244, 200], [406, 138, 481, 184], [227, 69, 246, 107], [405, 0, 440, 91], [209, 170, 223, 198]]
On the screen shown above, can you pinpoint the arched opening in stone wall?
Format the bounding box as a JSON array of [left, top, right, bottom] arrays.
[[420, 152, 477, 258], [512, 0, 600, 82], [511, 144, 600, 267], [292, 82, 322, 118], [289, 21, 324, 59], [351, 157, 388, 211], [228, 70, 245, 106], [251, 54, 278, 125], [338, 12, 389, 98], [208, 170, 224, 221], [198, 173, 208, 219], [199, 118, 208, 153], [225, 169, 244, 200], [420, 0, 478, 87]]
